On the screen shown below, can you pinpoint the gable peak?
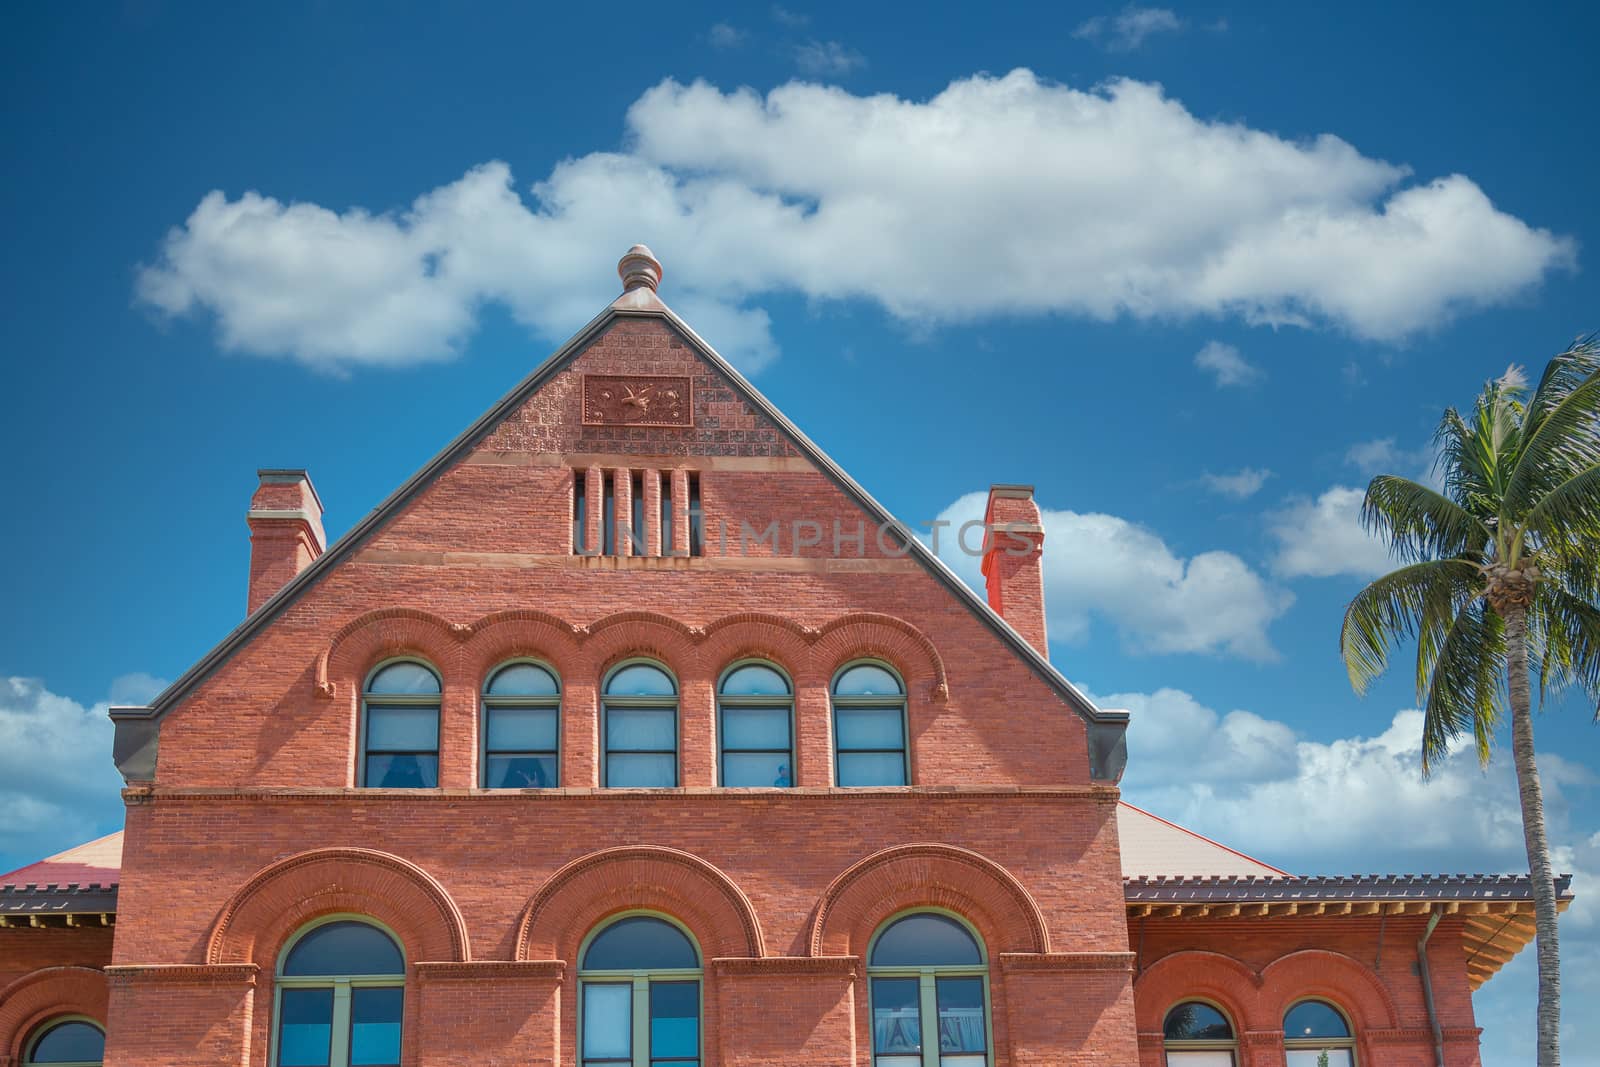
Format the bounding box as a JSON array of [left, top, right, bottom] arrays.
[[618, 244, 663, 293]]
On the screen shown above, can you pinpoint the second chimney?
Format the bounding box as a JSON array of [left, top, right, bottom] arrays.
[[981, 484, 1048, 657], [247, 469, 325, 615]]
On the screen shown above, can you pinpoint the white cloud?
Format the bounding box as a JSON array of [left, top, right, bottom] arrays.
[[794, 40, 865, 75], [1194, 340, 1263, 387], [707, 22, 748, 48], [932, 491, 1292, 660], [770, 4, 809, 27], [137, 70, 1575, 373], [0, 675, 158, 875], [1268, 485, 1395, 579], [1344, 435, 1438, 480], [1074, 6, 1184, 51], [1199, 466, 1272, 498]]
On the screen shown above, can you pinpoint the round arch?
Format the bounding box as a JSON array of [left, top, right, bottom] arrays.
[[0, 968, 108, 1065], [316, 608, 464, 698], [1261, 949, 1398, 1033], [459, 609, 583, 683], [1132, 950, 1261, 1033]]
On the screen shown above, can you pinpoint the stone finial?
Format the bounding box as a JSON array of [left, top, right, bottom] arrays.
[[618, 244, 663, 292]]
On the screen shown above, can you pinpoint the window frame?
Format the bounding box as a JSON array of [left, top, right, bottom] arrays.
[[22, 1015, 105, 1067], [358, 658, 442, 789], [577, 910, 704, 1067], [716, 659, 795, 788], [831, 659, 911, 787], [480, 658, 562, 788], [270, 915, 407, 1067], [865, 908, 992, 1067], [601, 659, 680, 789], [1161, 998, 1238, 1066], [1282, 999, 1357, 1066]]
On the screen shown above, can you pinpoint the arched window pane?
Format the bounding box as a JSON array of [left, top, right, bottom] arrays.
[[1165, 1002, 1234, 1040], [720, 664, 790, 696], [870, 913, 982, 967], [583, 916, 699, 971], [606, 663, 676, 696], [366, 662, 440, 695], [283, 921, 404, 977], [1284, 1001, 1350, 1039], [27, 1021, 104, 1063], [833, 664, 902, 696], [486, 663, 559, 696]]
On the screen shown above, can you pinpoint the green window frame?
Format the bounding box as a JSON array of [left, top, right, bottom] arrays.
[[832, 660, 909, 787], [23, 1017, 104, 1066], [1161, 1000, 1237, 1065], [481, 660, 561, 788], [717, 660, 794, 788], [271, 916, 407, 1067], [360, 659, 441, 788], [602, 660, 679, 788], [578, 913, 703, 1067], [1283, 1000, 1356, 1066], [867, 911, 991, 1067]]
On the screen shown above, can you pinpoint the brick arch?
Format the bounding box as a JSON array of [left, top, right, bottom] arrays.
[[461, 609, 584, 684], [207, 847, 470, 968], [0, 967, 108, 1063], [1260, 949, 1398, 1033], [812, 613, 948, 702], [584, 612, 702, 678], [1133, 950, 1261, 1033], [316, 607, 465, 697], [516, 845, 764, 963], [698, 613, 815, 681], [810, 843, 1048, 957]]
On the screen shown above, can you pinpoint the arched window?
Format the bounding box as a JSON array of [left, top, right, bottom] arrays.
[[1284, 1000, 1355, 1066], [579, 915, 702, 1067], [275, 919, 405, 1067], [1162, 1001, 1236, 1065], [482, 661, 560, 788], [867, 912, 989, 1067], [832, 662, 908, 787], [717, 661, 794, 787], [362, 660, 440, 788], [603, 662, 678, 788], [23, 1019, 104, 1066]]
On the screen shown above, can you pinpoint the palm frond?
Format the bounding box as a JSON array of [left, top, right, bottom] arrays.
[[1505, 339, 1600, 517], [1341, 559, 1479, 695], [1522, 462, 1600, 555], [1419, 602, 1506, 773], [1361, 476, 1490, 564], [1435, 406, 1496, 516], [1534, 582, 1600, 717]]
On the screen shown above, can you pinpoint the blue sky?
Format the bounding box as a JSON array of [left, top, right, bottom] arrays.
[[2, 3, 1597, 1062]]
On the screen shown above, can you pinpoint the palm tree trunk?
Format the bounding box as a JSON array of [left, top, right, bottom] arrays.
[[1505, 603, 1562, 1066]]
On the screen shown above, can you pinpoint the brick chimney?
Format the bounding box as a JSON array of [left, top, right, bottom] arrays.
[[981, 484, 1048, 657], [247, 469, 325, 614]]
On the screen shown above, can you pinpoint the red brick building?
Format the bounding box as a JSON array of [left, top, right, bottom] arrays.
[[0, 247, 1570, 1066]]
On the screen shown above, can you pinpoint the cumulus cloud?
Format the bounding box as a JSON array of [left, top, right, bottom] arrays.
[[1194, 340, 1263, 387], [794, 40, 865, 75], [1267, 485, 1395, 579], [1074, 6, 1185, 51], [137, 70, 1575, 374], [1345, 435, 1438, 480], [0, 675, 159, 875], [932, 491, 1292, 660], [1199, 466, 1272, 498]]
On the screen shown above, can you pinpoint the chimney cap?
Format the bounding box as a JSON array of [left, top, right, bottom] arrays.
[[618, 244, 663, 293], [256, 468, 324, 514]]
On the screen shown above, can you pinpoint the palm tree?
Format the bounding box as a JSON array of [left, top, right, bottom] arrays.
[[1341, 336, 1600, 1067]]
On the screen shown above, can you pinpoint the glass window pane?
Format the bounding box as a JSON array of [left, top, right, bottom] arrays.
[[721, 707, 791, 749], [583, 983, 633, 1061], [606, 664, 676, 696], [942, 1057, 988, 1067], [607, 708, 676, 750], [1167, 1053, 1235, 1066], [486, 707, 559, 751], [1284, 1002, 1350, 1039], [283, 921, 404, 976], [365, 754, 439, 789], [365, 706, 439, 751], [486, 663, 559, 696], [1165, 1002, 1233, 1041], [720, 664, 790, 696], [650, 981, 699, 1059], [277, 988, 334, 1067], [838, 752, 907, 787], [722, 752, 793, 788], [876, 1059, 922, 1067], [607, 753, 676, 787], [583, 917, 699, 971], [836, 707, 904, 749], [1286, 1054, 1351, 1067], [366, 662, 440, 695], [834, 664, 902, 696], [485, 754, 557, 789], [936, 977, 986, 1052], [872, 977, 922, 1056], [28, 1021, 105, 1063], [350, 988, 403, 1066], [871, 914, 982, 967]]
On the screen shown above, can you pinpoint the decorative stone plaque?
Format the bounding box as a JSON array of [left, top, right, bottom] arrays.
[[582, 374, 693, 427]]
